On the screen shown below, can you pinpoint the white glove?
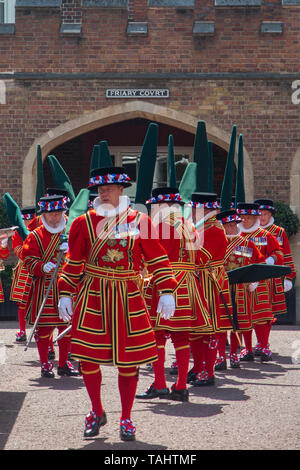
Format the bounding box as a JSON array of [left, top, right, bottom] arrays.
[[43, 261, 56, 273], [59, 242, 69, 253], [266, 256, 275, 265], [157, 295, 176, 320], [248, 282, 259, 292], [1, 237, 8, 249], [58, 297, 73, 322], [284, 279, 293, 292]]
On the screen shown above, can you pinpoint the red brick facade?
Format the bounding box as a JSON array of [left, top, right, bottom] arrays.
[[0, 1, 300, 207]]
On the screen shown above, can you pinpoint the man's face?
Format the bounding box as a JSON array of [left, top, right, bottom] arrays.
[[241, 214, 257, 229], [224, 221, 239, 235], [259, 209, 272, 227], [98, 184, 124, 207], [43, 211, 64, 228]]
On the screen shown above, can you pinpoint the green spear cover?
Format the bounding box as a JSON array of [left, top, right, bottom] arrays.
[[35, 145, 45, 214], [2, 193, 29, 241], [235, 134, 245, 205], [134, 122, 158, 205], [90, 144, 100, 174], [168, 134, 177, 187], [61, 188, 90, 242], [47, 155, 76, 203], [99, 140, 113, 168], [193, 121, 210, 192], [179, 162, 197, 203], [220, 124, 237, 212]]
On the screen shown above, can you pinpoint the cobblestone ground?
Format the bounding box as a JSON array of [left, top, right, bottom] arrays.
[[0, 321, 299, 452]]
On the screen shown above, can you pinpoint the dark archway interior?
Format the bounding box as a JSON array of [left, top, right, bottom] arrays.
[[43, 118, 235, 197]]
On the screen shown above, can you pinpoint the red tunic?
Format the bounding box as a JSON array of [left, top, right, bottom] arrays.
[[240, 226, 284, 323], [10, 231, 31, 306], [195, 215, 233, 333], [21, 226, 67, 327], [223, 235, 265, 331], [57, 208, 177, 367], [263, 223, 296, 315], [144, 214, 212, 332], [0, 245, 10, 303]]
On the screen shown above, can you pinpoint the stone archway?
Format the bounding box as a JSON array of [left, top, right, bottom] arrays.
[[289, 148, 300, 297], [22, 101, 254, 205]]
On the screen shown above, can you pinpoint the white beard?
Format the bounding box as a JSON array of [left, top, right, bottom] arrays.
[[94, 195, 131, 217], [41, 213, 66, 234]]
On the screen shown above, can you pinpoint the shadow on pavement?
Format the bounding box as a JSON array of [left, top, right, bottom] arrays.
[[0, 391, 26, 450]]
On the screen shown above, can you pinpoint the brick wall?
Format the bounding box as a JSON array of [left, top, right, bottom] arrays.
[[0, 2, 300, 206]]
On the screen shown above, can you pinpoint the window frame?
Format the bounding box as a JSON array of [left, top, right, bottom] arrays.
[[0, 0, 15, 24]]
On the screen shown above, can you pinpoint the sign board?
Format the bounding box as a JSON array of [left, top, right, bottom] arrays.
[[106, 89, 170, 98]]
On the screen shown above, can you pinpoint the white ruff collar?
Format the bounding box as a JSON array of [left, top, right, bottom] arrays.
[[239, 219, 260, 233], [41, 214, 66, 234], [198, 209, 218, 226], [260, 216, 274, 229], [94, 195, 131, 217]]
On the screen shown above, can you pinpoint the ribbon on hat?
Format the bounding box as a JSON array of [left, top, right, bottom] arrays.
[[21, 213, 35, 220], [88, 173, 130, 187], [236, 208, 261, 216], [146, 193, 183, 204], [38, 199, 68, 212], [220, 214, 242, 224], [188, 201, 219, 209]]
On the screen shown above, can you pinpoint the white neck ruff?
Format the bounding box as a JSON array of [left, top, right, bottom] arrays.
[[239, 219, 260, 233], [198, 209, 218, 226], [41, 214, 66, 234], [94, 195, 131, 217], [260, 216, 274, 229]]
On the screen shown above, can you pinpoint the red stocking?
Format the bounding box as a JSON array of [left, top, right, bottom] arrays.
[[254, 322, 270, 349], [152, 330, 167, 389], [204, 335, 219, 378], [118, 366, 139, 421], [172, 331, 190, 390], [242, 330, 253, 353], [230, 331, 240, 355], [81, 361, 104, 418], [34, 326, 52, 366], [56, 325, 71, 367], [17, 305, 26, 333], [190, 336, 205, 374], [216, 332, 227, 359]]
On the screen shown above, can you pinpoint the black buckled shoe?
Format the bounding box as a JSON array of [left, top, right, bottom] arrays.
[[16, 331, 27, 343], [84, 411, 107, 438], [260, 348, 273, 362], [240, 349, 254, 362], [215, 357, 227, 371], [41, 362, 54, 378], [191, 371, 215, 387], [120, 419, 136, 441], [168, 385, 189, 402], [135, 383, 169, 399], [57, 360, 80, 377]]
